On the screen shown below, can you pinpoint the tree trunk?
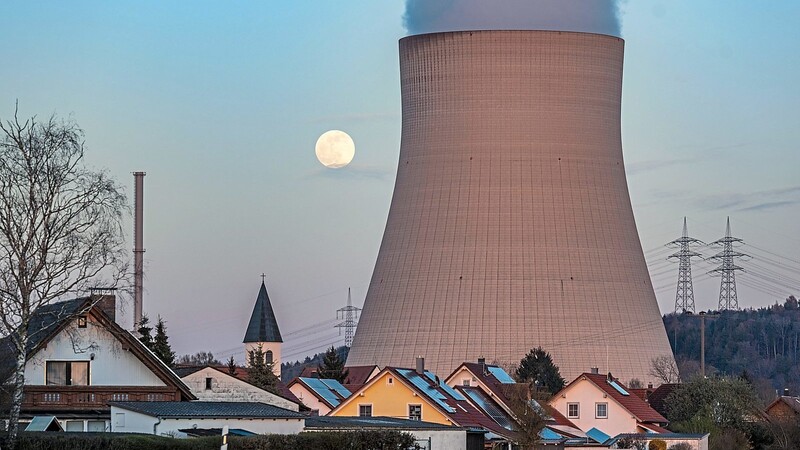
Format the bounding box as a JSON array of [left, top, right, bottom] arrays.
[[6, 331, 28, 448]]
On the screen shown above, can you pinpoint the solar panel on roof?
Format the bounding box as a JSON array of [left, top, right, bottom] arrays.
[[586, 427, 610, 444], [462, 388, 516, 430], [396, 369, 455, 413], [539, 428, 563, 440], [487, 366, 516, 384], [422, 371, 466, 401], [320, 378, 351, 398], [607, 379, 630, 396], [301, 377, 341, 406]]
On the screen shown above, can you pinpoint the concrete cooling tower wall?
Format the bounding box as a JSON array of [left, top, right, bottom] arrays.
[[347, 30, 675, 384]]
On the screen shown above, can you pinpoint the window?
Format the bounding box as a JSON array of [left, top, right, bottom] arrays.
[[87, 421, 106, 432], [46, 361, 89, 386], [567, 403, 579, 419], [409, 404, 422, 421], [205, 377, 213, 390], [66, 420, 84, 432], [596, 402, 608, 419], [359, 405, 372, 417], [462, 379, 470, 386], [387, 377, 394, 385], [265, 350, 274, 364], [77, 316, 87, 328]]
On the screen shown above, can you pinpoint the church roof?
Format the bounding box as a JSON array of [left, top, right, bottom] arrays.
[[243, 281, 282, 343]]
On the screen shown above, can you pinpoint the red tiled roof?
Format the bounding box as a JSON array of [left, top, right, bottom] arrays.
[[638, 422, 670, 433], [343, 365, 379, 385], [647, 383, 680, 418], [629, 388, 653, 402], [568, 373, 667, 424]]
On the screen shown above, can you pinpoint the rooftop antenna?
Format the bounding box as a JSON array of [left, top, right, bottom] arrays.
[[667, 217, 704, 313], [335, 288, 361, 347]]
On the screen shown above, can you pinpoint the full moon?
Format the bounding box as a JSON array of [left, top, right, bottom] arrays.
[[315, 130, 355, 169]]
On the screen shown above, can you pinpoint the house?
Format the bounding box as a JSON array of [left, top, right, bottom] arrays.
[[765, 395, 800, 421], [243, 280, 283, 376], [300, 364, 380, 393], [175, 365, 300, 411], [0, 295, 195, 432], [549, 371, 668, 438], [109, 401, 305, 436], [329, 358, 515, 447], [645, 383, 680, 419], [287, 377, 351, 415], [305, 416, 480, 450], [445, 359, 586, 442]]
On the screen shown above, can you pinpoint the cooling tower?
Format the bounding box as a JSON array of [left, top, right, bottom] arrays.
[[347, 30, 675, 384]]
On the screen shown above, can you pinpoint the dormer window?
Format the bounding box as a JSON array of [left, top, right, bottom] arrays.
[[77, 316, 87, 328]]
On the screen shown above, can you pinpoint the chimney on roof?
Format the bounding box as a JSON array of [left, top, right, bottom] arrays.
[[648, 383, 653, 389], [416, 356, 425, 375], [590, 367, 599, 374], [478, 357, 486, 374], [785, 388, 790, 397], [607, 372, 613, 382], [89, 288, 116, 323]]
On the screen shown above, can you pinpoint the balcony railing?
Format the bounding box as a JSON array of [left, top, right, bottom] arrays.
[[23, 385, 180, 410]]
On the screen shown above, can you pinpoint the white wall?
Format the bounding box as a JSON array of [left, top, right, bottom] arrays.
[[288, 383, 332, 415], [25, 315, 165, 386], [110, 406, 304, 436], [182, 368, 298, 411], [549, 378, 637, 437], [409, 429, 466, 450]]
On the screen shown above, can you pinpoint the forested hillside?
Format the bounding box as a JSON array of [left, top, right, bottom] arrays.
[[664, 295, 800, 399]]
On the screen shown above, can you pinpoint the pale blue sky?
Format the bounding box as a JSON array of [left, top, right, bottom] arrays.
[[1, 2, 798, 363]]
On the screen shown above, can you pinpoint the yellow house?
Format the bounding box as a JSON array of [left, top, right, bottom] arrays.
[[329, 363, 514, 444]]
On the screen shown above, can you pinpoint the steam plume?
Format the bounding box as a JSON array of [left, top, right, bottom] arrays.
[[404, 0, 622, 37]]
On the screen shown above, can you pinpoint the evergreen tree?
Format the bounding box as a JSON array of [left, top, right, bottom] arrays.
[[137, 314, 154, 350], [515, 347, 565, 395], [317, 346, 349, 382], [152, 316, 176, 368], [227, 356, 237, 375], [247, 344, 280, 394]]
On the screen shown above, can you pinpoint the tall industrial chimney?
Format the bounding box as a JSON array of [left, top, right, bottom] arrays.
[[133, 172, 146, 329], [346, 31, 675, 384]]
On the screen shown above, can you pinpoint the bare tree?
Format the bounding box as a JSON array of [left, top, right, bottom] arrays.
[[0, 106, 127, 445], [650, 355, 681, 384]]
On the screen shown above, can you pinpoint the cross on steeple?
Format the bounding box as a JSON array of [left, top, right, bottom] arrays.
[[260, 273, 266, 283]]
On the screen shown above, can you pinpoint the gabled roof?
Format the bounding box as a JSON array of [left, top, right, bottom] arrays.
[[109, 401, 305, 419], [332, 366, 515, 441], [445, 362, 518, 408], [0, 297, 195, 400], [288, 377, 352, 409], [766, 396, 800, 415], [175, 364, 301, 405], [243, 281, 282, 343], [647, 383, 680, 418], [554, 373, 667, 424], [0, 298, 90, 381]]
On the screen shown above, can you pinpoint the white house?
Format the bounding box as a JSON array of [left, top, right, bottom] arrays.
[[109, 401, 305, 436], [0, 295, 195, 432], [177, 366, 299, 411]]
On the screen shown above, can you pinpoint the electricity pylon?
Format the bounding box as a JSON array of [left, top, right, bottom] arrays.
[[708, 217, 749, 311], [667, 217, 703, 313]]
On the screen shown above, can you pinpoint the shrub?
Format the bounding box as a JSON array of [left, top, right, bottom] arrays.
[[230, 430, 418, 450], [16, 432, 220, 450], [648, 439, 667, 450], [667, 443, 693, 450]]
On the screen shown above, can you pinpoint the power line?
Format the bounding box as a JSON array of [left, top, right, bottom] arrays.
[[707, 217, 749, 311], [666, 217, 704, 313]]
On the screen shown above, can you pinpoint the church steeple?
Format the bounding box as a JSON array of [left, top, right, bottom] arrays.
[[244, 278, 282, 343], [243, 276, 282, 376]]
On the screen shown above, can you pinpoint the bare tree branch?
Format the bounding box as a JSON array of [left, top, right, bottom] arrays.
[[0, 105, 129, 446]]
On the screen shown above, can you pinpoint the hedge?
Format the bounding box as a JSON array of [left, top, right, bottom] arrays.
[[13, 430, 417, 450]]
